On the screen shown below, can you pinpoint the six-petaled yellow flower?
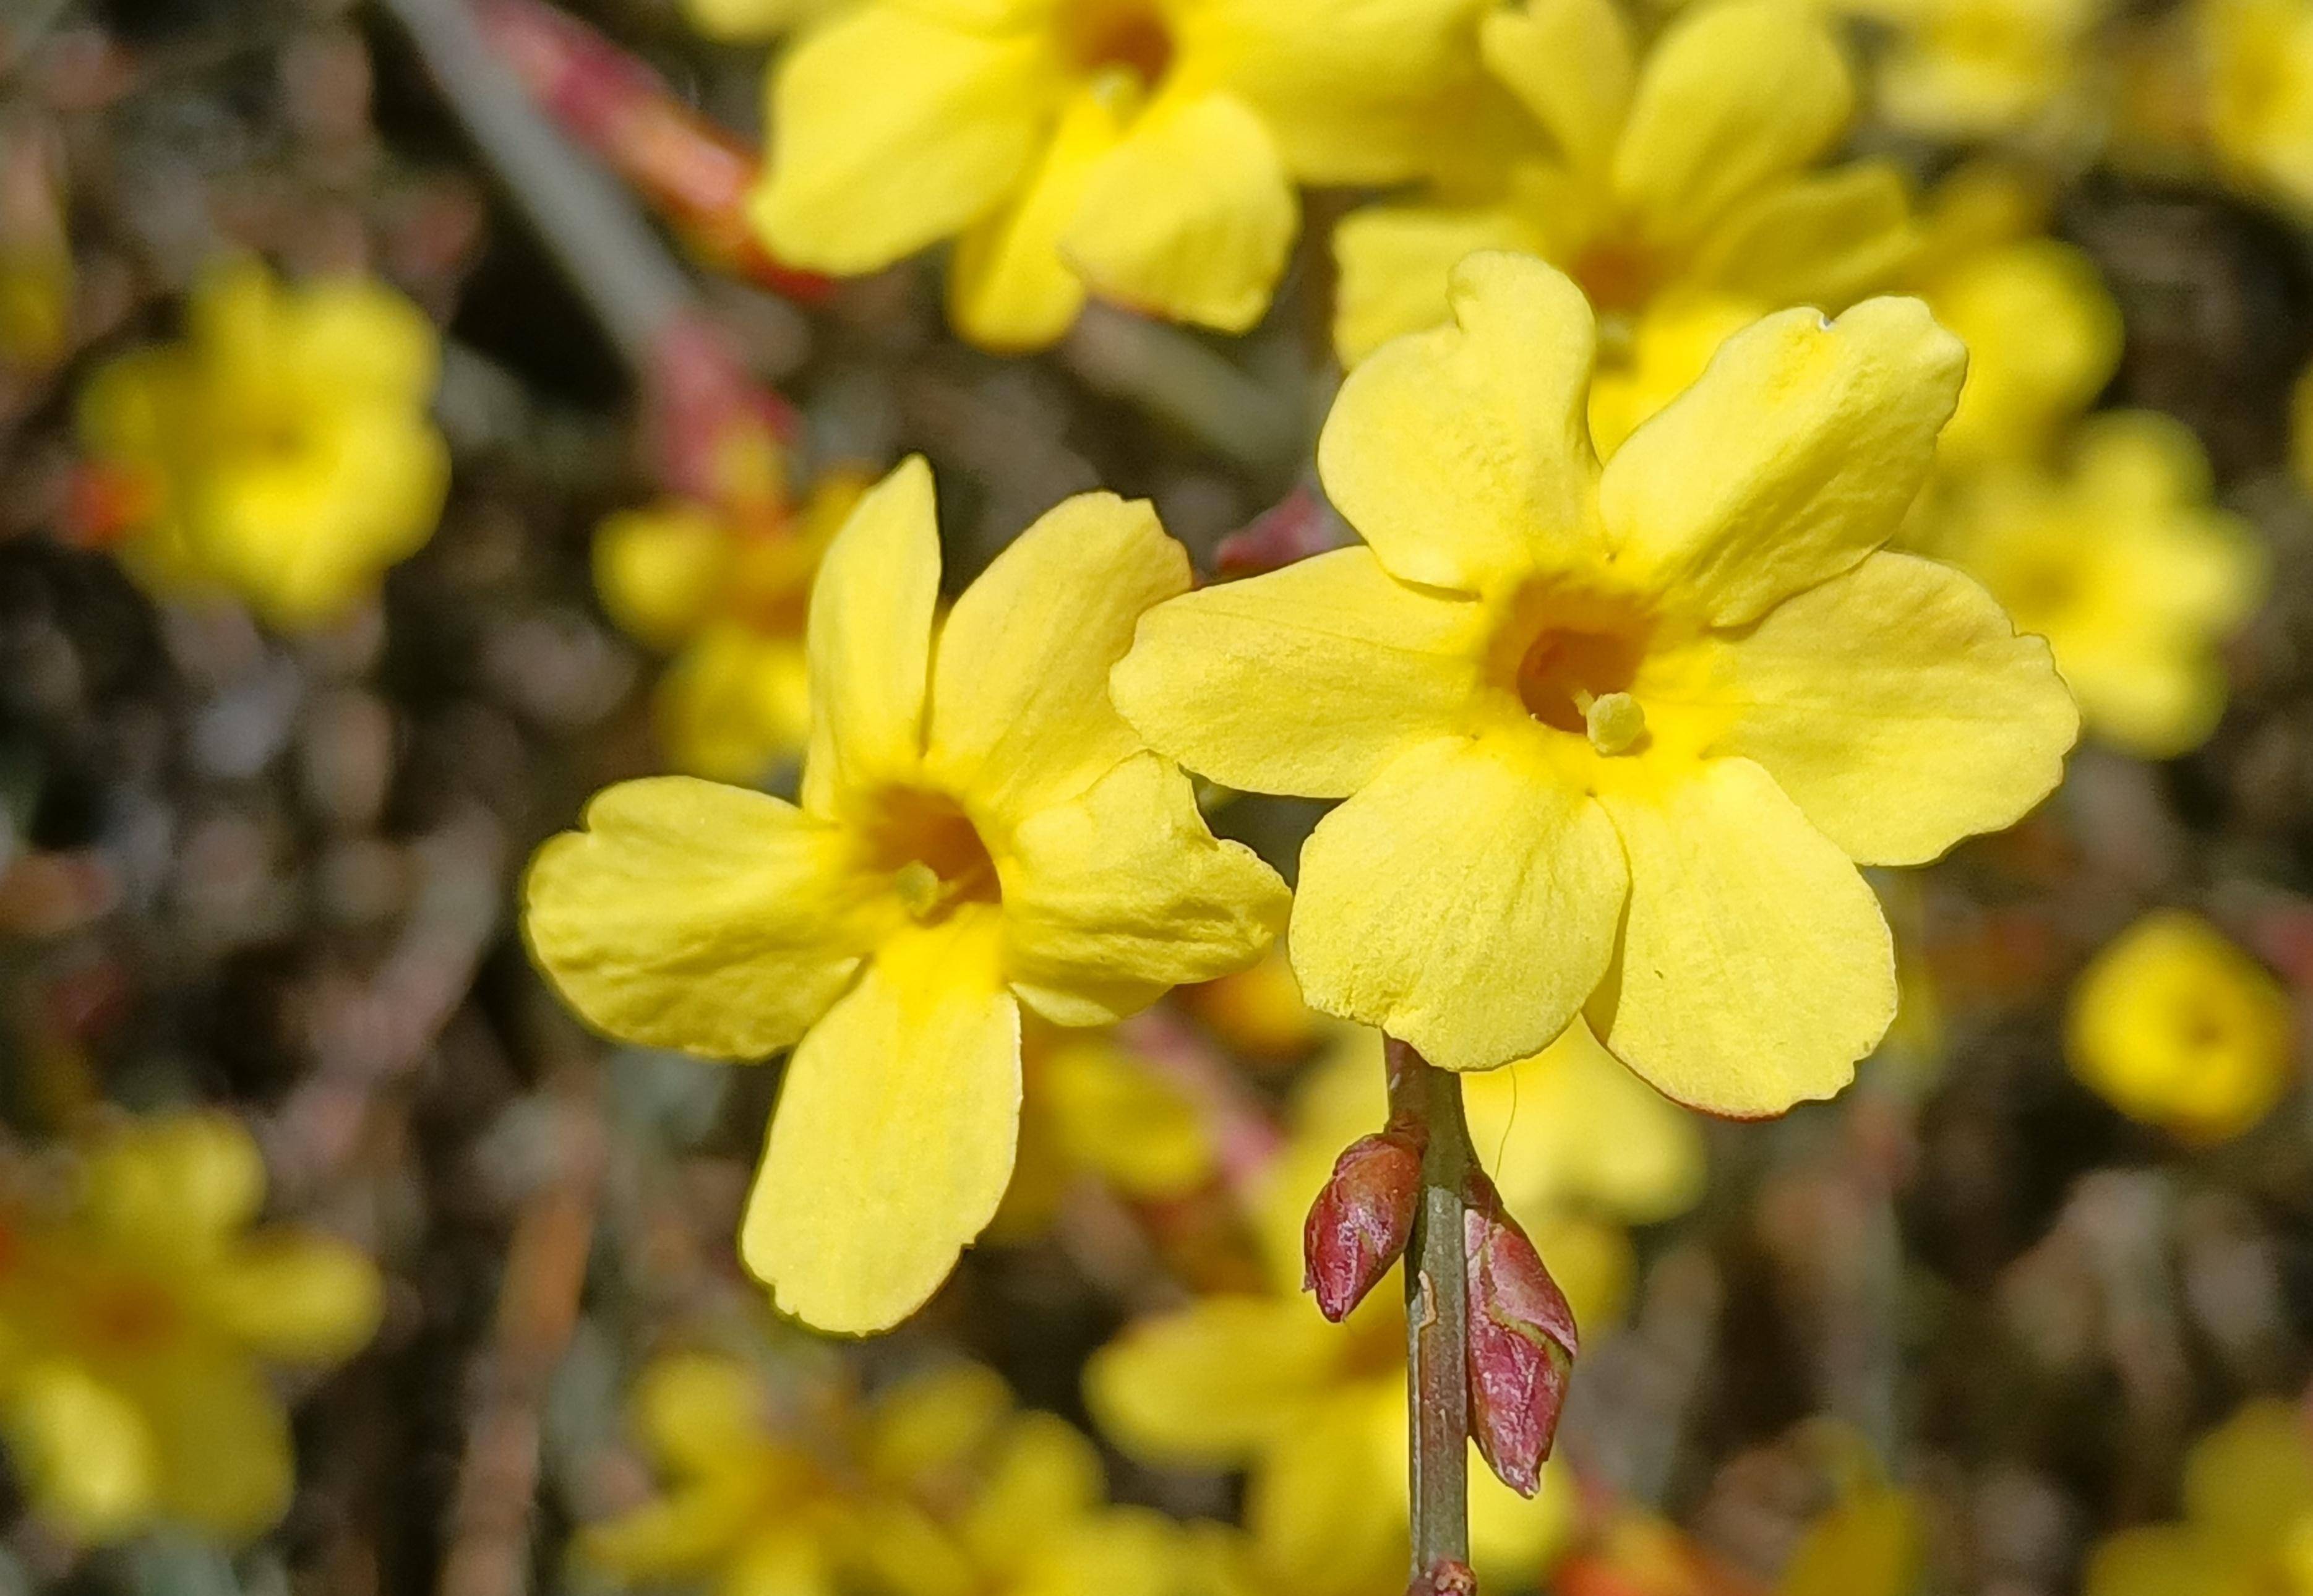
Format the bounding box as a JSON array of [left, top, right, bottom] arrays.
[[1116, 251, 2078, 1111], [751, 0, 1492, 349], [0, 1114, 381, 1545], [1332, 0, 1915, 453], [1922, 412, 2264, 758], [76, 257, 448, 632], [525, 457, 1287, 1333], [2067, 909, 2297, 1143]]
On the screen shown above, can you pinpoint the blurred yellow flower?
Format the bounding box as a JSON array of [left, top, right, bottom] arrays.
[[1084, 1030, 1645, 1595], [1923, 412, 2264, 758], [76, 258, 448, 632], [1180, 946, 1326, 1067], [2067, 910, 2296, 1142], [1332, 0, 1913, 434], [1117, 252, 2077, 1110], [580, 1350, 865, 1589], [1902, 165, 2124, 473], [2085, 1398, 2313, 1596], [995, 1018, 1218, 1235], [1847, 0, 2113, 144], [526, 458, 1287, 1332], [594, 468, 871, 783], [0, 1113, 381, 1545], [753, 0, 1492, 349], [2195, 0, 2313, 213]]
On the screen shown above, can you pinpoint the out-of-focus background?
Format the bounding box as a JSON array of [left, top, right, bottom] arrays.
[[0, 0, 2311, 1592]]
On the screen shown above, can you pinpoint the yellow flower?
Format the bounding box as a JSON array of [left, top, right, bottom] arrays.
[[2196, 0, 2313, 213], [1846, 0, 2112, 144], [0, 1113, 381, 1545], [2085, 1398, 2313, 1596], [1331, 0, 1914, 422], [594, 469, 870, 783], [579, 1350, 865, 1589], [750, 0, 1493, 349], [1900, 164, 2123, 474], [1115, 252, 2077, 1110], [1922, 412, 2264, 758], [76, 258, 448, 632], [2066, 910, 2296, 1143], [995, 1017, 1218, 1235], [859, 1365, 1206, 1596], [526, 458, 1287, 1333], [1179, 946, 1326, 1066], [1083, 1036, 1617, 1596]]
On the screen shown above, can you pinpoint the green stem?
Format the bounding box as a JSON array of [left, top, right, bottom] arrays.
[[1388, 1037, 1472, 1577]]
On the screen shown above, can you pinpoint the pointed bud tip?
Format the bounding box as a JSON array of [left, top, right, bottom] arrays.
[[1302, 1127, 1425, 1323]]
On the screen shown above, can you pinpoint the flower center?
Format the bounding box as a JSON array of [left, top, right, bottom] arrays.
[[1569, 234, 1663, 320], [1517, 626, 1649, 754], [1060, 0, 1174, 83], [861, 787, 1000, 924], [80, 1274, 185, 1357]]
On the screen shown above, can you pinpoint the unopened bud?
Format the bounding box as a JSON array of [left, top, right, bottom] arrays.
[[1407, 1558, 1477, 1596], [1464, 1178, 1579, 1496], [1302, 1124, 1425, 1321]]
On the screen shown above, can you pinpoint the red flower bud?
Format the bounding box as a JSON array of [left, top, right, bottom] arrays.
[[1464, 1177, 1579, 1497], [1407, 1559, 1478, 1596], [1302, 1123, 1425, 1321]]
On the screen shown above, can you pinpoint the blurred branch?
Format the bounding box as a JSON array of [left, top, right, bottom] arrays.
[[374, 0, 694, 369]]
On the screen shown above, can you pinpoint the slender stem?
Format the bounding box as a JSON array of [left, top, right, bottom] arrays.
[[1388, 1036, 1473, 1576]]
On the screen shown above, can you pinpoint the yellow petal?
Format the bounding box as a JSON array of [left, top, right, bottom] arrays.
[[631, 1352, 773, 1475], [1001, 752, 1288, 1026], [1191, 0, 1497, 186], [1692, 163, 1917, 310], [963, 1410, 1104, 1567], [802, 457, 941, 818], [79, 1111, 265, 1257], [203, 1233, 384, 1364], [1292, 736, 1626, 1071], [1600, 296, 1965, 628], [594, 501, 731, 650], [656, 625, 813, 784], [1480, 0, 1634, 178], [1040, 1031, 1214, 1196], [1713, 551, 2076, 865], [2182, 1398, 2313, 1547], [3, 1362, 156, 1542], [1586, 292, 1763, 460], [1926, 238, 2121, 468], [524, 777, 872, 1059], [1062, 92, 1295, 334], [1462, 1019, 1707, 1225], [750, 7, 1054, 273], [291, 277, 441, 405], [1247, 1391, 1407, 1596], [2082, 1525, 2228, 1596], [137, 1350, 294, 1539], [1329, 200, 1543, 367], [949, 83, 1130, 351], [723, 1531, 839, 1596], [581, 1482, 757, 1579], [1318, 251, 1602, 593], [1024, 1508, 1194, 1596], [1611, 0, 1853, 247], [1112, 547, 1487, 800], [926, 491, 1188, 820], [1084, 1295, 1341, 1464], [741, 912, 1020, 1332], [867, 1362, 1012, 1484], [1591, 758, 1895, 1115]]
